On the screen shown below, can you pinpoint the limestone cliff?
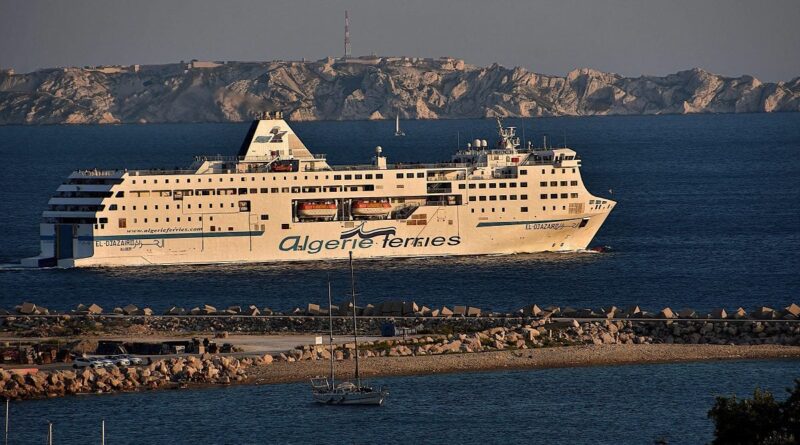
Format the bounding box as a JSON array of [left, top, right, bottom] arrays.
[[0, 57, 798, 125]]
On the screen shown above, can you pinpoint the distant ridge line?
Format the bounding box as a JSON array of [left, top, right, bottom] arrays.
[[0, 58, 798, 125]]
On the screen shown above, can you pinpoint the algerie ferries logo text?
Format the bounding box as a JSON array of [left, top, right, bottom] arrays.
[[279, 223, 461, 254]]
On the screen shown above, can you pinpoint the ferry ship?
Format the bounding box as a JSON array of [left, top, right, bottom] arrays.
[[22, 112, 616, 267]]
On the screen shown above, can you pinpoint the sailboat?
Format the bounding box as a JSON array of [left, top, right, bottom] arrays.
[[394, 113, 405, 137], [310, 252, 389, 405]]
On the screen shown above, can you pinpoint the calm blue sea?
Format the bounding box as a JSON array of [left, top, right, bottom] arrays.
[[0, 114, 799, 312], [5, 359, 799, 445], [0, 115, 799, 444]]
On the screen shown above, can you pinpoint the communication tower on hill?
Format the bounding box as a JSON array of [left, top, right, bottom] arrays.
[[344, 10, 352, 59]]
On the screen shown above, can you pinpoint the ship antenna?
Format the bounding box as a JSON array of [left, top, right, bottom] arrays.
[[563, 129, 567, 148], [520, 117, 526, 149]]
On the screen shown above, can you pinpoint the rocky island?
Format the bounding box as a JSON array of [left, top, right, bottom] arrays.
[[1, 56, 798, 125]]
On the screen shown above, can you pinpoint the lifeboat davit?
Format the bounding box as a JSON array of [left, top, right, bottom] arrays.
[[297, 201, 337, 220], [351, 200, 392, 218]]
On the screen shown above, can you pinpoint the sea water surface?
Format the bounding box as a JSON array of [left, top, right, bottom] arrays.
[[0, 115, 799, 444], [0, 114, 798, 312], [6, 359, 799, 445]]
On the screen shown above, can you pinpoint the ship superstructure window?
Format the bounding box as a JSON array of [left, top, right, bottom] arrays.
[[417, 173, 424, 178], [571, 193, 579, 198], [365, 174, 373, 179], [479, 184, 486, 189], [521, 182, 528, 187], [540, 182, 547, 187], [345, 175, 352, 180], [469, 197, 476, 202], [396, 173, 403, 179], [260, 215, 269, 220], [499, 183, 506, 188], [355, 174, 363, 180], [541, 194, 548, 199], [109, 204, 118, 211], [458, 184, 466, 189], [468, 184, 476, 189], [521, 207, 528, 212], [561, 193, 568, 199], [571, 180, 578, 186], [115, 191, 124, 197], [560, 181, 568, 186], [510, 183, 517, 188], [376, 174, 383, 179], [479, 196, 487, 201], [118, 218, 126, 228], [510, 195, 517, 200], [489, 183, 496, 189], [550, 194, 557, 199]]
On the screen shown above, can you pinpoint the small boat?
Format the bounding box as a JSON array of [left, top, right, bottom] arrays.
[[351, 199, 392, 218], [311, 253, 388, 406], [297, 201, 337, 220], [271, 162, 295, 172], [394, 113, 405, 137]]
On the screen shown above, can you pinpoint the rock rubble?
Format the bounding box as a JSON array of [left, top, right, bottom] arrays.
[[0, 354, 271, 400]]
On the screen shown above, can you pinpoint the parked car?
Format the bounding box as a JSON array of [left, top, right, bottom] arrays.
[[118, 354, 144, 366], [98, 358, 117, 368], [106, 355, 131, 367], [72, 357, 104, 369]]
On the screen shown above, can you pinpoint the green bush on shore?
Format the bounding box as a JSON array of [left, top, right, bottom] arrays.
[[708, 378, 799, 444]]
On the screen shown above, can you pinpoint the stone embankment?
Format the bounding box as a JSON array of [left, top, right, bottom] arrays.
[[271, 318, 800, 363], [2, 302, 799, 338], [0, 354, 272, 400]]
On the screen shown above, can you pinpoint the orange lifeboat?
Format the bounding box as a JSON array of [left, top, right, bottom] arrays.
[[297, 201, 337, 220], [351, 199, 392, 218], [271, 162, 295, 172]]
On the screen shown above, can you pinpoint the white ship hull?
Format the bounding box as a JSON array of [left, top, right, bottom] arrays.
[[22, 114, 616, 268]]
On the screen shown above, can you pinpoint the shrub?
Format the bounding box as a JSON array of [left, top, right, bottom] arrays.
[[708, 379, 799, 444]]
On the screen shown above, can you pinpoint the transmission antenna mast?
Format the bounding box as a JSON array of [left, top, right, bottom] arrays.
[[344, 10, 352, 59]]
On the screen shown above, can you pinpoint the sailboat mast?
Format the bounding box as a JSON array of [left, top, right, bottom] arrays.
[[349, 251, 360, 386], [396, 114, 400, 133], [327, 275, 335, 388]]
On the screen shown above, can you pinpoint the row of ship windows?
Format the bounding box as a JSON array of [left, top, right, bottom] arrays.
[[460, 182, 526, 190], [469, 205, 579, 214], [467, 193, 579, 202], [124, 168, 576, 186], [124, 185, 376, 198], [118, 179, 580, 198], [130, 173, 388, 185], [108, 213, 271, 229]]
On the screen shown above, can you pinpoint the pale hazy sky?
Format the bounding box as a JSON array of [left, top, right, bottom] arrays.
[[1, 0, 799, 81]]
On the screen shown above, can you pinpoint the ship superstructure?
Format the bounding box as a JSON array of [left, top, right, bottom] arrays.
[[23, 112, 615, 267]]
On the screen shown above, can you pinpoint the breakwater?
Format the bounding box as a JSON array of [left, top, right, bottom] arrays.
[[1, 354, 270, 400], [2, 301, 798, 339]]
